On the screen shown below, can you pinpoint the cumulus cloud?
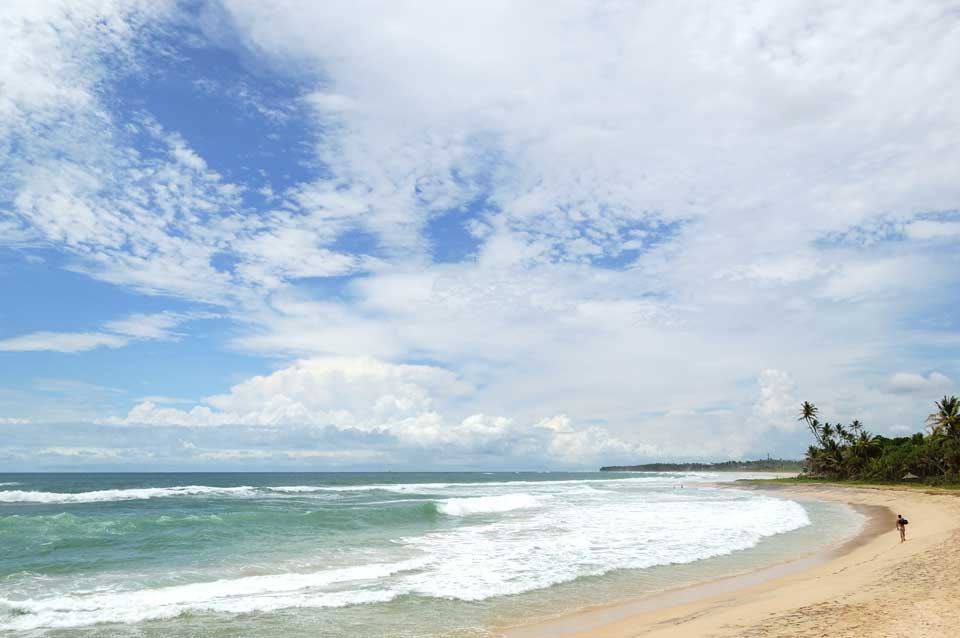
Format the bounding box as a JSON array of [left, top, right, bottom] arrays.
[[115, 357, 464, 427], [106, 356, 649, 465]]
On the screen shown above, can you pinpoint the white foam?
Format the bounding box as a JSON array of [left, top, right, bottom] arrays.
[[0, 485, 257, 504], [0, 473, 782, 504], [0, 477, 674, 502], [1, 477, 819, 630], [0, 559, 426, 630], [264, 485, 328, 493], [270, 473, 792, 496], [438, 494, 538, 516], [402, 490, 811, 601], [288, 475, 694, 494]]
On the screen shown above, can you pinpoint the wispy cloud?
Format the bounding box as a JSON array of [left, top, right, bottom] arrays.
[[0, 312, 214, 353], [0, 417, 31, 425], [0, 332, 130, 353]]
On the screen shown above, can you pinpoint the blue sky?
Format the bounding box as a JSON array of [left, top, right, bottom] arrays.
[[1, 1, 959, 470]]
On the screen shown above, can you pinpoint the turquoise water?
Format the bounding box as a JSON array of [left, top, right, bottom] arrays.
[[0, 472, 861, 637]]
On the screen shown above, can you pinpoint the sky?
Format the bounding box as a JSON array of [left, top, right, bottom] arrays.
[[1, 0, 959, 471]]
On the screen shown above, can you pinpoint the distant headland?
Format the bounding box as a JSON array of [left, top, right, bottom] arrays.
[[599, 459, 804, 472]]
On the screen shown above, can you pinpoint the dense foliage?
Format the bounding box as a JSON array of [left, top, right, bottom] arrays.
[[800, 397, 960, 484]]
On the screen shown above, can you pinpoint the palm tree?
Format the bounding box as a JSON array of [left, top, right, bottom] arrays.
[[820, 423, 844, 470], [843, 430, 876, 475], [836, 423, 854, 446], [926, 395, 960, 438], [798, 401, 822, 446], [804, 445, 825, 476], [853, 430, 876, 458], [820, 422, 836, 445], [850, 420, 864, 435]]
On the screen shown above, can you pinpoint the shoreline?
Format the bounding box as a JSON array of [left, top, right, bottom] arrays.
[[501, 483, 960, 638]]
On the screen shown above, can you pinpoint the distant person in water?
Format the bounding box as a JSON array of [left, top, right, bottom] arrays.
[[896, 514, 908, 542]]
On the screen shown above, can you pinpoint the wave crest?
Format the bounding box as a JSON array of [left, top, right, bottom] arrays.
[[438, 493, 538, 516], [0, 486, 257, 504], [0, 559, 428, 630]]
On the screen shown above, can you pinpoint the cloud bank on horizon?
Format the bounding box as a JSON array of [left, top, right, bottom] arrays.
[[1, 0, 958, 470]]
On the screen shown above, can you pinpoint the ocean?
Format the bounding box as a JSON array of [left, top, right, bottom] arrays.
[[0, 472, 862, 637]]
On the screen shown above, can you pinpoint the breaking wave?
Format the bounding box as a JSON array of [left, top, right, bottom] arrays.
[[437, 494, 538, 516], [0, 486, 258, 504], [0, 559, 429, 630]]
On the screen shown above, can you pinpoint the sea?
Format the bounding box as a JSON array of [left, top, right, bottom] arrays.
[[0, 472, 862, 637]]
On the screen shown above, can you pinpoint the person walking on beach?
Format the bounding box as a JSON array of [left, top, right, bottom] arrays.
[[896, 514, 908, 542]]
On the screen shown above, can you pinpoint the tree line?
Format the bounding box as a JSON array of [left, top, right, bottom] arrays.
[[799, 396, 960, 483]]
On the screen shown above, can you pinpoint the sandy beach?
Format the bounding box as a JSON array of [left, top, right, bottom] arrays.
[[504, 484, 960, 638]]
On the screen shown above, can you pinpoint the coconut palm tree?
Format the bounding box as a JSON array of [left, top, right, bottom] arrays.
[[820, 422, 836, 445], [836, 423, 854, 446], [798, 401, 822, 446], [804, 445, 827, 476], [841, 430, 876, 475], [852, 430, 877, 460], [926, 395, 960, 438]]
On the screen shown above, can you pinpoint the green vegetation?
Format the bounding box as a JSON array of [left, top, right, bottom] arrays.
[[798, 396, 960, 484], [600, 459, 804, 472]]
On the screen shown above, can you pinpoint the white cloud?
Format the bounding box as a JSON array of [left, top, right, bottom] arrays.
[[904, 220, 960, 241], [3, 2, 960, 464], [135, 396, 196, 406], [190, 448, 387, 462], [107, 356, 649, 465], [816, 256, 937, 302], [303, 91, 357, 114], [37, 446, 155, 461], [0, 417, 31, 425], [1, 2, 359, 305], [0, 312, 211, 353], [209, 1, 960, 452], [537, 415, 659, 465], [220, 0, 960, 269], [0, 1, 174, 141], [103, 311, 218, 340], [750, 369, 799, 432], [882, 372, 952, 395], [0, 331, 129, 353], [111, 356, 462, 428], [887, 424, 917, 436]]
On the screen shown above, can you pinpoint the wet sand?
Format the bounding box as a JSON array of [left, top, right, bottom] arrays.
[[502, 483, 960, 638]]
